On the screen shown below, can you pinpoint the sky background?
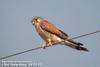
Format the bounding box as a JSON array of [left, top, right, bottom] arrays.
[[0, 0, 100, 67]]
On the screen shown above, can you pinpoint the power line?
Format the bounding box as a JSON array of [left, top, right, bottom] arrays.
[[0, 47, 42, 60], [0, 30, 100, 60], [71, 30, 100, 39]]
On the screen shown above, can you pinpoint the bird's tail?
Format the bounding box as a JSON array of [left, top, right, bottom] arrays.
[[64, 40, 88, 52], [75, 46, 88, 52], [67, 39, 84, 46]]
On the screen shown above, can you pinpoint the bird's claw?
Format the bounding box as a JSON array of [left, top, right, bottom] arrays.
[[41, 43, 53, 49], [41, 44, 47, 49]]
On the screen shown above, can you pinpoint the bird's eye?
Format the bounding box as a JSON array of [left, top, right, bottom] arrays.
[[34, 16, 42, 22], [35, 18, 38, 21], [35, 18, 40, 22]]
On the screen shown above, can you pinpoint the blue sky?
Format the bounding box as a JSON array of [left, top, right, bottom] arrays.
[[0, 0, 100, 67]]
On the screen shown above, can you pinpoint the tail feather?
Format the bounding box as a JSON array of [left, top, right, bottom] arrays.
[[67, 39, 83, 46], [75, 46, 88, 52], [64, 40, 88, 52], [76, 42, 84, 46]]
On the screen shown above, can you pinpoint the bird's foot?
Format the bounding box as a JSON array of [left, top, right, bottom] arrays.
[[41, 39, 53, 49], [41, 42, 53, 49], [41, 44, 47, 49]]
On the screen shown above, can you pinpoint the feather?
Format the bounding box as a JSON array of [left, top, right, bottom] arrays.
[[40, 20, 68, 39]]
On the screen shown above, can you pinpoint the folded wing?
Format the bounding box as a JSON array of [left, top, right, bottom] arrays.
[[40, 20, 68, 39]]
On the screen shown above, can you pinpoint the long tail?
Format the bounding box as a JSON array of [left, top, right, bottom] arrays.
[[75, 46, 88, 52], [67, 39, 84, 46], [64, 40, 88, 52]]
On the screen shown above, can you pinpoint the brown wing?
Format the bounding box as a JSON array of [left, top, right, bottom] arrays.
[[40, 20, 68, 39]]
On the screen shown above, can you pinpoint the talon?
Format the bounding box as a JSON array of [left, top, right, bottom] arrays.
[[41, 44, 47, 49], [48, 42, 52, 46], [47, 39, 53, 47], [41, 39, 53, 49]]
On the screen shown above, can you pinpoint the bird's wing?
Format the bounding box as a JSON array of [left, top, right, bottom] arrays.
[[40, 20, 68, 39]]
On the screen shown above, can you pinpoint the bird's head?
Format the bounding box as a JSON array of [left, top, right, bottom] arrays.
[[31, 16, 43, 25]]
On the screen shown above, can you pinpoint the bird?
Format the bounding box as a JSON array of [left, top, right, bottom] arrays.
[[31, 16, 88, 52]]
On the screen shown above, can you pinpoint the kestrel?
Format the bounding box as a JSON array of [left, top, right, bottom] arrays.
[[31, 16, 88, 51]]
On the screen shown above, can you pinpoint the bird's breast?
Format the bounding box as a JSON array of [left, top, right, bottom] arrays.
[[35, 24, 51, 41]]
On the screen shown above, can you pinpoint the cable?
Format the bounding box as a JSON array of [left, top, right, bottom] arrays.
[[0, 47, 42, 60], [0, 30, 100, 60], [71, 30, 100, 39]]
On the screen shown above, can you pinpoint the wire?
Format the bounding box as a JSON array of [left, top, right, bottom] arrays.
[[71, 30, 100, 39], [0, 47, 42, 60], [0, 30, 100, 60]]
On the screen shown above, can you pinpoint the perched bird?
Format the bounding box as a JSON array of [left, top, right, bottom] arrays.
[[31, 16, 88, 52]]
